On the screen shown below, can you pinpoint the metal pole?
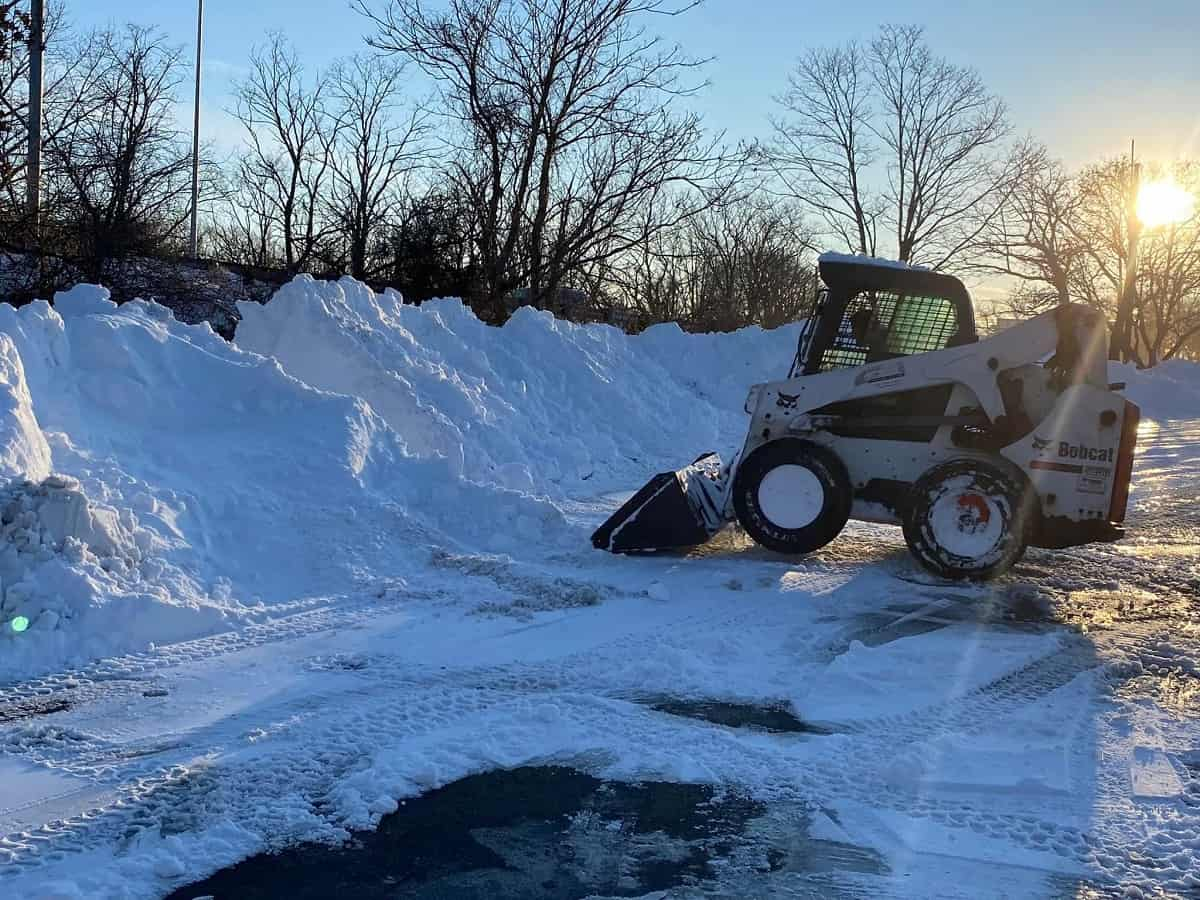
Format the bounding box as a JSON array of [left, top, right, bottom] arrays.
[[188, 0, 203, 258], [1111, 140, 1139, 361], [25, 0, 44, 238]]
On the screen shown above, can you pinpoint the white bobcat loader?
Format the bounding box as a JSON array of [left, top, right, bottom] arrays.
[[593, 253, 1140, 579]]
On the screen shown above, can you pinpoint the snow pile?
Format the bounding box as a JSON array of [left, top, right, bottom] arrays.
[[0, 286, 568, 679], [236, 276, 800, 495], [0, 474, 228, 674], [1114, 358, 1200, 420], [0, 475, 142, 574]]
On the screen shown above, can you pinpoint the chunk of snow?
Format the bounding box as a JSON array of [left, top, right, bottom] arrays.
[[1130, 747, 1183, 799], [52, 283, 118, 317]]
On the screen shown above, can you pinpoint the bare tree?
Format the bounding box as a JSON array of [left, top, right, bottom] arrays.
[[973, 147, 1086, 309], [868, 25, 1014, 266], [1134, 219, 1200, 365], [321, 54, 428, 281], [1069, 158, 1200, 366], [232, 34, 333, 274], [205, 157, 278, 267], [41, 25, 195, 280], [0, 0, 29, 208], [1, 2, 78, 224], [987, 155, 1200, 366], [687, 199, 816, 329], [768, 42, 879, 256], [382, 185, 480, 301], [599, 195, 816, 330], [358, 0, 739, 319], [1120, 161, 1200, 365], [770, 25, 1015, 268], [598, 197, 697, 324]]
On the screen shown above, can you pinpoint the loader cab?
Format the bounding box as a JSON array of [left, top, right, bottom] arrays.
[[795, 256, 977, 376]]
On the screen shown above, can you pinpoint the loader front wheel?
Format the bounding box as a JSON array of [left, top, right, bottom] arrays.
[[732, 439, 851, 555], [903, 459, 1032, 580]]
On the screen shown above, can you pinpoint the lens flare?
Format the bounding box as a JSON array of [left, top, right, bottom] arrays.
[[1136, 180, 1196, 228], [10, 616, 29, 633]]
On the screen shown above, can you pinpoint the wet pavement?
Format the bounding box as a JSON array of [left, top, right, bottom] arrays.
[[164, 764, 868, 900], [643, 697, 835, 734]]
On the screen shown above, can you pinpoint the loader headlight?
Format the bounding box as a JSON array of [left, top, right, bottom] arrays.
[[744, 385, 763, 414]]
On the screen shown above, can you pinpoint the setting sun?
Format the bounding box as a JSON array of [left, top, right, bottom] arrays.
[[1137, 179, 1196, 228]]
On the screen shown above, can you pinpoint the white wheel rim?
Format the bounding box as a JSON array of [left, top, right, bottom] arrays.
[[758, 464, 825, 530], [928, 479, 1005, 559]]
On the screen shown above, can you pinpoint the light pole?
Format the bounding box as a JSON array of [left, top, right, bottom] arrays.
[[25, 0, 44, 238], [188, 0, 204, 259]]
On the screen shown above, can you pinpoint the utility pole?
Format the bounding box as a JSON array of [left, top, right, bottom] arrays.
[[1110, 140, 1140, 362], [25, 0, 44, 238], [188, 0, 204, 258]]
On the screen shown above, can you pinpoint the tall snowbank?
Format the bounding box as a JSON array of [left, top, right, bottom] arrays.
[[236, 276, 802, 495], [0, 286, 567, 679]]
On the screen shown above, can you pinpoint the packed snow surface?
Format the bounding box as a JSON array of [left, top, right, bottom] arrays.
[[0, 275, 1197, 900]]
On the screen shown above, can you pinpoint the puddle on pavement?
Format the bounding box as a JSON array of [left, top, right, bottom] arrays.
[[646, 697, 835, 735], [166, 766, 774, 900]]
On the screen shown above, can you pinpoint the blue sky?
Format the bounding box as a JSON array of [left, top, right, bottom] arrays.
[[73, 0, 1199, 166]]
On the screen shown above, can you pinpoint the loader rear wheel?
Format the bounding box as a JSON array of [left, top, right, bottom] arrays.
[[903, 459, 1032, 580], [732, 439, 851, 555]]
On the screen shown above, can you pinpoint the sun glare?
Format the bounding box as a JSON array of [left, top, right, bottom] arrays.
[[1136, 180, 1196, 228]]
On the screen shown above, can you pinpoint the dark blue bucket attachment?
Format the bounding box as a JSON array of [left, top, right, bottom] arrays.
[[591, 453, 728, 553]]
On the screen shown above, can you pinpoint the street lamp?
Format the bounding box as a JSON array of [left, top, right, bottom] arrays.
[[26, 0, 44, 236], [189, 0, 204, 259]]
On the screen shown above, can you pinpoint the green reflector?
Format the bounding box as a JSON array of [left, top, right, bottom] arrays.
[[10, 616, 29, 633]]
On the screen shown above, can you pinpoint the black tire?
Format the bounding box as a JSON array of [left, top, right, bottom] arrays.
[[732, 439, 851, 555], [903, 458, 1032, 580]]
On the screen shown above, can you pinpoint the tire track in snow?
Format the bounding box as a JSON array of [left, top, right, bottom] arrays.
[[0, 585, 430, 719]]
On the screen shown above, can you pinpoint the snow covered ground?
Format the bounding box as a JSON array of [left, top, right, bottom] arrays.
[[0, 278, 1197, 899]]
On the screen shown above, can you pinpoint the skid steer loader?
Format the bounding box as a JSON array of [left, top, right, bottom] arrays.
[[592, 252, 1141, 579]]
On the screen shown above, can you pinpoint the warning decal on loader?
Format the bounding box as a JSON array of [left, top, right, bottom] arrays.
[[854, 360, 905, 386], [1078, 466, 1111, 495]]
